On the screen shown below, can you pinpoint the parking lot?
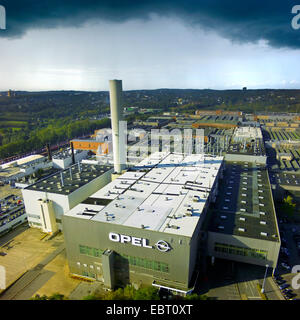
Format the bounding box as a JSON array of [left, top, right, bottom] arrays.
[[272, 222, 300, 300], [0, 185, 22, 201], [0, 227, 66, 293]]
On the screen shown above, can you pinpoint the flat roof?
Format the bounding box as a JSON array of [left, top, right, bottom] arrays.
[[1, 154, 45, 169], [207, 161, 279, 242], [269, 171, 300, 187], [66, 152, 224, 237], [25, 163, 113, 195]]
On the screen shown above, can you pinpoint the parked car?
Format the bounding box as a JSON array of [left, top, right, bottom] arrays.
[[281, 263, 291, 271], [274, 275, 283, 281], [293, 234, 300, 241], [282, 289, 292, 294], [280, 254, 289, 261], [286, 293, 296, 299], [276, 279, 286, 285], [279, 283, 290, 290]]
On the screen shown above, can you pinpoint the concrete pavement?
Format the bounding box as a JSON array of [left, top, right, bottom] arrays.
[[0, 243, 65, 300]]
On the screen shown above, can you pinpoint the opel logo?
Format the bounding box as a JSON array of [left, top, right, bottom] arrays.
[[155, 240, 171, 252]]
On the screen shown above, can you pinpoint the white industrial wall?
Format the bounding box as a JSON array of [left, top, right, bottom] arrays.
[[20, 161, 52, 175], [67, 169, 113, 210], [52, 151, 88, 169], [22, 168, 113, 232], [22, 189, 70, 230]]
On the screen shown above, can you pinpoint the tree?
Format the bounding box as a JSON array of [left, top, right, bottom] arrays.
[[282, 195, 296, 220], [82, 285, 159, 300], [31, 293, 66, 300], [184, 293, 209, 300], [132, 286, 159, 300]]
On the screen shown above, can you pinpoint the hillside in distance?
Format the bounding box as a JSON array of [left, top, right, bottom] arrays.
[[1, 88, 300, 122], [0, 88, 300, 160]]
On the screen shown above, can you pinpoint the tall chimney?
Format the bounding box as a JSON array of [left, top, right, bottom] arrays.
[[46, 143, 52, 161], [70, 142, 75, 165], [109, 80, 126, 173]]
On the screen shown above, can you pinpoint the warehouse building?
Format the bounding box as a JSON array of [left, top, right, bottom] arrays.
[[63, 151, 224, 294], [206, 160, 281, 270], [22, 163, 113, 233]]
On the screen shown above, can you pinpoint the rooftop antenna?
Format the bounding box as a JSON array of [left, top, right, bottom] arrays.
[[70, 142, 75, 165], [60, 172, 64, 187]]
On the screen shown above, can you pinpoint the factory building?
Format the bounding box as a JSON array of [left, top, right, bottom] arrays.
[[52, 148, 89, 170], [22, 163, 113, 233], [206, 160, 281, 269], [0, 155, 50, 185], [61, 79, 280, 294], [232, 126, 263, 143], [63, 151, 224, 293]]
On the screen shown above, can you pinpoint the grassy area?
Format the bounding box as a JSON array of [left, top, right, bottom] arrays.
[[0, 121, 28, 128]]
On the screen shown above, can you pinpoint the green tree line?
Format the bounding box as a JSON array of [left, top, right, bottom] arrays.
[[0, 118, 110, 159]]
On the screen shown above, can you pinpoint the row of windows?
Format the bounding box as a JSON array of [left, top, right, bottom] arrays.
[[214, 242, 267, 260], [118, 254, 169, 273], [79, 245, 104, 258], [30, 222, 42, 226], [27, 214, 40, 219], [82, 271, 96, 279], [78, 245, 169, 273]]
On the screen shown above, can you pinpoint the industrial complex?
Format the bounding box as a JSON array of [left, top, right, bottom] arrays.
[[57, 80, 281, 294], [5, 80, 300, 299]]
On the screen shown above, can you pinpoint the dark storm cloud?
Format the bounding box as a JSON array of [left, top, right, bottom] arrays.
[[0, 0, 300, 48]]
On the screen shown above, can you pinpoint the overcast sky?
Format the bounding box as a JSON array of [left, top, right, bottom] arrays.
[[0, 1, 300, 91]]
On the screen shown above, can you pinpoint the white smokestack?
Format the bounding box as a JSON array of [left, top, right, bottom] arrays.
[[109, 79, 126, 173]]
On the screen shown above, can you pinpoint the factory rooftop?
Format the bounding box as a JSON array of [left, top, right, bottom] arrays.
[[207, 161, 279, 242], [52, 148, 86, 160], [65, 152, 224, 237], [269, 172, 300, 187], [25, 163, 113, 195]]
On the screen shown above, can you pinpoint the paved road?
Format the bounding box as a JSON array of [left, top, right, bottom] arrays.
[[0, 243, 65, 300], [0, 223, 29, 247], [264, 277, 285, 300]]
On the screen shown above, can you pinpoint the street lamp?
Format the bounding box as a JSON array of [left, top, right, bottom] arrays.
[[261, 264, 269, 294]]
